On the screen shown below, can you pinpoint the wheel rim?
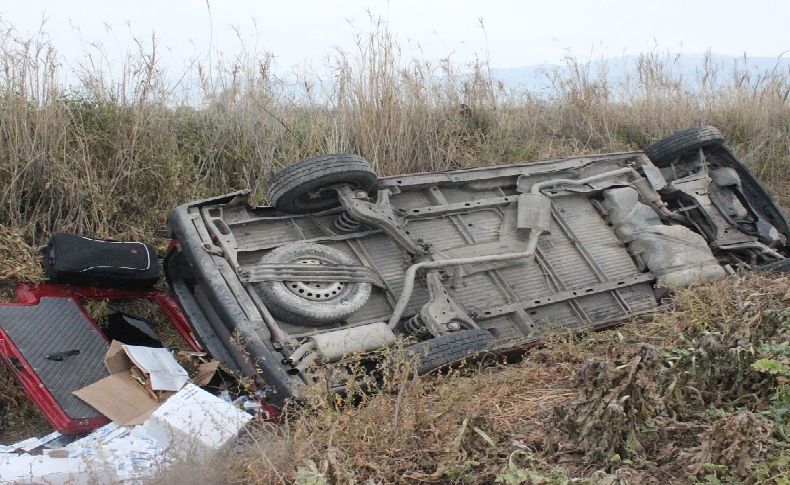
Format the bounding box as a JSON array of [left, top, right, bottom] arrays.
[[290, 182, 366, 212], [290, 187, 335, 211], [284, 258, 347, 302]]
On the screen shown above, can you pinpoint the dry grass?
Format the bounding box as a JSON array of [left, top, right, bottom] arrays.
[[0, 17, 788, 483], [0, 18, 788, 251], [186, 274, 787, 484], [0, 362, 50, 443]]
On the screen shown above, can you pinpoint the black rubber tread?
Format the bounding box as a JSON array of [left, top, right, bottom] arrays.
[[404, 328, 495, 375], [644, 126, 725, 166], [267, 154, 378, 214], [755, 258, 790, 273], [267, 154, 372, 195]]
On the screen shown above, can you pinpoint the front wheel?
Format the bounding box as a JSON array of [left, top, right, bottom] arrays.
[[644, 126, 725, 167]]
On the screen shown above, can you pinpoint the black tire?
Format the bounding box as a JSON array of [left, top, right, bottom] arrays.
[[404, 329, 495, 375], [267, 154, 378, 214], [755, 258, 790, 273], [255, 242, 372, 324], [644, 126, 725, 167]]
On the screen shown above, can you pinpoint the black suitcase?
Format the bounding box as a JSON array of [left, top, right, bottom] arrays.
[[43, 233, 161, 289]]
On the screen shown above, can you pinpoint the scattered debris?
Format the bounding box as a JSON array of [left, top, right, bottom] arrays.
[[102, 310, 163, 347], [176, 351, 222, 386], [143, 384, 253, 459], [73, 341, 189, 425], [0, 430, 62, 454], [0, 385, 252, 483], [117, 343, 190, 392]]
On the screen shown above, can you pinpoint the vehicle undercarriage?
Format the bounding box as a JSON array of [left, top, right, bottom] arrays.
[[165, 126, 789, 404]]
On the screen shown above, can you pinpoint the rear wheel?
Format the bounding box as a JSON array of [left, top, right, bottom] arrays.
[[403, 329, 495, 375], [645, 126, 725, 167], [267, 154, 378, 214]]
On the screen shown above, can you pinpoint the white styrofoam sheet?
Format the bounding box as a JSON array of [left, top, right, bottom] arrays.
[[143, 384, 252, 457]]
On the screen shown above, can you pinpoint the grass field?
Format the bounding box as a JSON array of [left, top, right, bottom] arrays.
[[0, 20, 789, 483]]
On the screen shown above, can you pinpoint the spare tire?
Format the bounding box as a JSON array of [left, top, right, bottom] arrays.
[[255, 242, 372, 325], [267, 154, 378, 214], [404, 329, 495, 375], [644, 126, 725, 167]]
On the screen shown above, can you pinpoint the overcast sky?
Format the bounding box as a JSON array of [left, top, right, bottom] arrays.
[[1, 0, 789, 74]]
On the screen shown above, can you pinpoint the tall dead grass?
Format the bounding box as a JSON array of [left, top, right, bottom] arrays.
[[0, 18, 788, 253]]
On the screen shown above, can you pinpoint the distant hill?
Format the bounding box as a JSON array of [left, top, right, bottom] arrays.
[[490, 53, 790, 94]]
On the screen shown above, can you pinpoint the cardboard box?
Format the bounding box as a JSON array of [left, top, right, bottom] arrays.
[[73, 341, 190, 425], [176, 350, 221, 386], [143, 384, 252, 458]]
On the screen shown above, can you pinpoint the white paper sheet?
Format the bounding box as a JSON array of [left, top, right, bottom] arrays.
[[5, 430, 63, 453], [121, 344, 189, 391]]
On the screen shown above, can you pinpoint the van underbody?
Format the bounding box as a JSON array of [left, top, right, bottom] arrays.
[[165, 127, 789, 405]]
